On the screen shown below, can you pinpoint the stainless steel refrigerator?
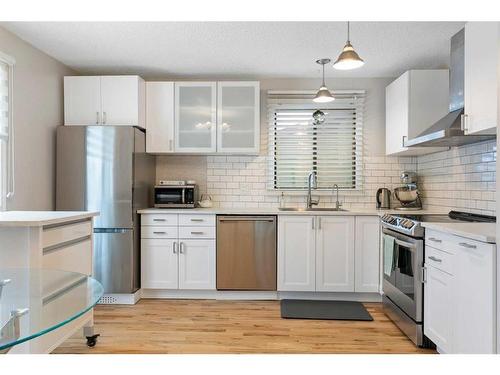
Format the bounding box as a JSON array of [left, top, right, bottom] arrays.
[[56, 126, 155, 294]]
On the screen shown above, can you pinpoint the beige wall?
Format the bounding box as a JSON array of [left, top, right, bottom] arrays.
[[0, 26, 75, 210]]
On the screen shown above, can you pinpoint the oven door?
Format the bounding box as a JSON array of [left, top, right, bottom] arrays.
[[154, 187, 185, 207], [382, 227, 424, 322]]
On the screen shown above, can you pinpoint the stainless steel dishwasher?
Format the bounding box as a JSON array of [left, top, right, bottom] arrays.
[[216, 215, 277, 291]]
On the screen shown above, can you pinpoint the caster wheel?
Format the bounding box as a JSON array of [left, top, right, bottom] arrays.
[[86, 334, 100, 347]]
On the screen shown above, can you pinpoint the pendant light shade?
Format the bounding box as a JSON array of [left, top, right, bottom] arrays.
[[333, 22, 364, 70], [313, 58, 335, 103]]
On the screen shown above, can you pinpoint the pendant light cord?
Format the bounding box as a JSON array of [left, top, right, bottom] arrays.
[[347, 21, 350, 43], [322, 63, 325, 86]]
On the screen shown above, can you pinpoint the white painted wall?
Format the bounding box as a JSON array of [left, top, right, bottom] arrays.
[[0, 26, 75, 210]]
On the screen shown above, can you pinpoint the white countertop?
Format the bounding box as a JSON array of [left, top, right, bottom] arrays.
[[0, 211, 99, 227], [422, 222, 496, 244], [138, 207, 449, 216]]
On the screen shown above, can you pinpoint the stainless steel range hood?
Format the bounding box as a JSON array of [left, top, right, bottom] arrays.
[[405, 28, 496, 148]]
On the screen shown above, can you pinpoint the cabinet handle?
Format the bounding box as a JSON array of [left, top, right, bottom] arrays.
[[428, 256, 442, 263], [402, 135, 407, 148], [153, 218, 166, 222], [153, 231, 166, 234], [428, 237, 442, 243], [169, 139, 173, 151], [459, 242, 477, 249], [179, 242, 185, 254], [460, 114, 465, 131], [191, 231, 204, 235], [312, 217, 315, 230], [318, 217, 322, 230], [173, 242, 177, 254], [96, 111, 100, 124], [103, 111, 107, 124], [190, 218, 204, 222]]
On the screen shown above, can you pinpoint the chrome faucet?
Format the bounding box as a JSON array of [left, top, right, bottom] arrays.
[[332, 184, 342, 210], [307, 171, 319, 208]]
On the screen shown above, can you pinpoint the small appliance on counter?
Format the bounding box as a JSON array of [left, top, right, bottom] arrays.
[[376, 188, 391, 209], [198, 194, 213, 208], [154, 182, 198, 208], [394, 171, 422, 210]]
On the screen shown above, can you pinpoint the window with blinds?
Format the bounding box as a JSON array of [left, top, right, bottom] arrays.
[[268, 91, 365, 190], [0, 53, 14, 210]]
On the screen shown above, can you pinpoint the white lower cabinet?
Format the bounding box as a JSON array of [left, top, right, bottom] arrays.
[[141, 214, 216, 291], [424, 264, 453, 353], [178, 240, 216, 290], [354, 216, 381, 292], [278, 215, 380, 293], [424, 229, 497, 354], [277, 216, 316, 291], [316, 216, 355, 292], [141, 239, 178, 289]]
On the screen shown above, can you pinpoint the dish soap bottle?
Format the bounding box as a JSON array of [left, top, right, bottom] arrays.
[[279, 192, 286, 209]]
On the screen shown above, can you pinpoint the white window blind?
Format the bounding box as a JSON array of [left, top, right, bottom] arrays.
[[268, 90, 365, 190], [0, 52, 14, 210]]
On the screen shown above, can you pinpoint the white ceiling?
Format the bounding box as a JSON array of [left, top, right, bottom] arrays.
[[1, 22, 465, 79]]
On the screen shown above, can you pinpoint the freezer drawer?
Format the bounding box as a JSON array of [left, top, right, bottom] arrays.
[[216, 216, 277, 291], [93, 228, 139, 293]]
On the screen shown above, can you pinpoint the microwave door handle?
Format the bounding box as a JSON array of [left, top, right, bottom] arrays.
[[182, 189, 185, 204]]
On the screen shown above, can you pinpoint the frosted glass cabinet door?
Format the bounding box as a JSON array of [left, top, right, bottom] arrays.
[[217, 82, 260, 153], [174, 82, 217, 153]]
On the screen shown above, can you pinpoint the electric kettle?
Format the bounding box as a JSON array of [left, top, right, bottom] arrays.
[[376, 188, 391, 209]]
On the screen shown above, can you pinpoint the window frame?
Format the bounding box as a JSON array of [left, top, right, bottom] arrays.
[[0, 51, 15, 211], [267, 90, 364, 192]]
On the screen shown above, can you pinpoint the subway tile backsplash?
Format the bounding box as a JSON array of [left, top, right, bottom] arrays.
[[156, 139, 496, 215], [416, 139, 496, 216]]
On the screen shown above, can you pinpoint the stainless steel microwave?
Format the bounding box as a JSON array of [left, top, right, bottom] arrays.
[[154, 185, 198, 208]]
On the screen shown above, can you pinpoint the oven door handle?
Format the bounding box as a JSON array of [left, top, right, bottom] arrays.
[[393, 238, 418, 251]]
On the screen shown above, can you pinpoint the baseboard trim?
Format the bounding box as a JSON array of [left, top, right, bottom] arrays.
[[140, 289, 382, 302]]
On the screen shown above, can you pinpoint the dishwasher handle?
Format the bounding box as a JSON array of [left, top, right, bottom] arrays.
[[218, 216, 276, 222]]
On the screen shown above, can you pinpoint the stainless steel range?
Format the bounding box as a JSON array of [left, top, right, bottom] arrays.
[[380, 210, 495, 348]]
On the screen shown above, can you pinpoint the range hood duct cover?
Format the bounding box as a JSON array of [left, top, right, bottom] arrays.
[[405, 28, 495, 148]]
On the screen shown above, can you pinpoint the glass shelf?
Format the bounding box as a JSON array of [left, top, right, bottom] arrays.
[[0, 268, 103, 352]]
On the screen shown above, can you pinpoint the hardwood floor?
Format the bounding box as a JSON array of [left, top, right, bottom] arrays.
[[54, 299, 435, 354]]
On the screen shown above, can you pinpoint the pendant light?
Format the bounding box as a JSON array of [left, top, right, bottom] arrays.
[[333, 21, 365, 70], [313, 58, 335, 103]]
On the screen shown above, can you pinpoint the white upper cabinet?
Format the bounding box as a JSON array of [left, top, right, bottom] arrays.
[[464, 22, 499, 135], [354, 216, 381, 293], [64, 75, 145, 128], [316, 216, 355, 292], [217, 81, 260, 154], [64, 76, 101, 125], [277, 216, 316, 292], [385, 70, 449, 156], [145, 82, 175, 153], [100, 76, 145, 126], [174, 82, 217, 153]]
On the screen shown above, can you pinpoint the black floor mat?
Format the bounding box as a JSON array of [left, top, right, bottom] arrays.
[[280, 299, 373, 321]]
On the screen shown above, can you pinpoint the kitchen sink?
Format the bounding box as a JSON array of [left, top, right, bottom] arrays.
[[278, 207, 348, 212]]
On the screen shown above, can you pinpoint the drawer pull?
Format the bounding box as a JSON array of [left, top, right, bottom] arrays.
[[428, 256, 442, 263], [190, 219, 204, 222], [153, 231, 166, 234], [191, 231, 204, 235], [428, 237, 442, 243], [459, 242, 477, 249], [153, 219, 166, 222]]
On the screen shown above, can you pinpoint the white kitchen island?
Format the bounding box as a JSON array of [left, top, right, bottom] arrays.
[[0, 211, 99, 353]]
